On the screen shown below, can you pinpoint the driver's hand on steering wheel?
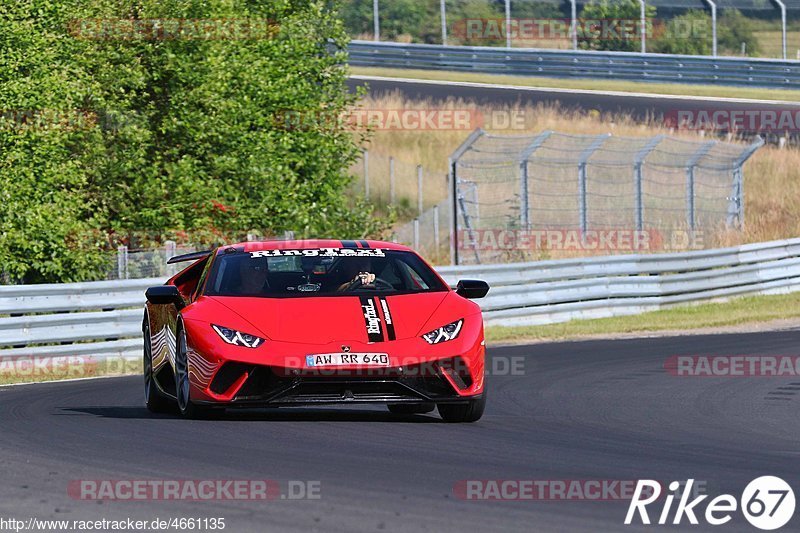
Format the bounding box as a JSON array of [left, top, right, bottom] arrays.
[[353, 272, 376, 286]]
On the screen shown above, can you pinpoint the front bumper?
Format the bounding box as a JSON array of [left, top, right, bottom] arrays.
[[193, 360, 481, 407]]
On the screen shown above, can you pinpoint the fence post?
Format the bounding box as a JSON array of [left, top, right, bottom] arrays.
[[413, 218, 420, 250], [440, 0, 447, 45], [389, 157, 395, 205], [433, 204, 440, 253], [417, 165, 424, 215], [633, 135, 664, 231], [505, 0, 512, 49], [725, 136, 763, 228], [165, 240, 177, 277], [774, 0, 787, 59], [639, 0, 646, 53], [363, 150, 370, 199], [577, 134, 610, 237], [117, 245, 128, 280], [570, 0, 577, 50], [685, 141, 715, 231], [373, 0, 380, 41], [704, 0, 717, 57], [519, 130, 553, 231]]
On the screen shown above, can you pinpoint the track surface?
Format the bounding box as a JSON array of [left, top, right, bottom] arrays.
[[347, 76, 800, 123], [1, 331, 799, 532]]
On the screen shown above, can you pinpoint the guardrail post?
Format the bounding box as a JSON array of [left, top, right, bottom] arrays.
[[165, 241, 177, 277], [117, 246, 128, 280]]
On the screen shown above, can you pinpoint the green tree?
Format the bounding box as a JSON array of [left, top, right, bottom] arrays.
[[578, 0, 656, 52], [718, 9, 759, 56], [0, 0, 386, 283], [652, 10, 712, 56]]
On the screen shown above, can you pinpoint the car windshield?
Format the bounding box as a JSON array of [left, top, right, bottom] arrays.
[[204, 248, 448, 297]]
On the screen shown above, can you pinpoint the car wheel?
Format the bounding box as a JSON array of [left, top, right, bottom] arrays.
[[387, 403, 435, 415], [174, 325, 214, 419], [144, 321, 172, 413], [437, 391, 486, 423]]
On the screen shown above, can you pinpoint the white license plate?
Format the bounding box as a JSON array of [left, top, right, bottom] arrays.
[[305, 353, 390, 367]]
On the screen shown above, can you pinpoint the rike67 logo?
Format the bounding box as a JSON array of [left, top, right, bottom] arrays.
[[626, 477, 795, 530]]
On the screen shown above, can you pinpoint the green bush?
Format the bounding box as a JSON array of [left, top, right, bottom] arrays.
[[651, 10, 712, 56], [718, 9, 759, 56], [0, 0, 387, 283], [578, 0, 657, 52]]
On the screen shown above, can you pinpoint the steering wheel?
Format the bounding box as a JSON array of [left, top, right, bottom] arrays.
[[346, 277, 394, 291]]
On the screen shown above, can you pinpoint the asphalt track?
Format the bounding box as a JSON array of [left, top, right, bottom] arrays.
[[2, 330, 800, 532], [347, 75, 800, 125]]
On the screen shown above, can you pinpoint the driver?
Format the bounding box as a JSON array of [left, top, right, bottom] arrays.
[[336, 257, 375, 292], [234, 258, 270, 295]]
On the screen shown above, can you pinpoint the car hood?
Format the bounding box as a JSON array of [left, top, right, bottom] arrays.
[[205, 292, 451, 345]]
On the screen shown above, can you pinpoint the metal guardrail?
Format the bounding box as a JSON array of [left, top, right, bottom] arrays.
[[348, 41, 800, 88], [3, 238, 800, 359]]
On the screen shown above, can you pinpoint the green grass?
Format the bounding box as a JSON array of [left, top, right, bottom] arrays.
[[486, 291, 800, 344], [350, 66, 800, 103]]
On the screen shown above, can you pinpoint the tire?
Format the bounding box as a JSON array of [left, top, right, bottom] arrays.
[[174, 324, 215, 419], [437, 391, 486, 423], [144, 321, 173, 413], [387, 402, 435, 415]]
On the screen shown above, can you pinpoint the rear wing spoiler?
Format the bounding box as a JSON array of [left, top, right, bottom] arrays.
[[167, 250, 212, 265]]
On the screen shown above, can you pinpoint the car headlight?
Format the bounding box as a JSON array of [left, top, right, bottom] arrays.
[[421, 319, 464, 345], [211, 324, 264, 348]]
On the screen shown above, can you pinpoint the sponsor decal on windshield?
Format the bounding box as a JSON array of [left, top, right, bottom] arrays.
[[250, 248, 385, 258]]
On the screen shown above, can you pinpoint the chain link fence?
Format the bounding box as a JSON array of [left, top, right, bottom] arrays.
[[449, 129, 762, 264]]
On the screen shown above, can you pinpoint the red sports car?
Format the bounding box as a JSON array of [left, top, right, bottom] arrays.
[[143, 240, 489, 422]]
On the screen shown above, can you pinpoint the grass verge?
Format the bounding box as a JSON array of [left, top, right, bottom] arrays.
[[350, 66, 800, 103], [486, 291, 800, 344]]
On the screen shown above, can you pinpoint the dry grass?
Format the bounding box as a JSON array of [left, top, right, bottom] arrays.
[[353, 92, 800, 248]]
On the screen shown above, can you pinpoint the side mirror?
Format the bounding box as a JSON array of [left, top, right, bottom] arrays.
[[145, 285, 185, 309], [455, 279, 490, 299]]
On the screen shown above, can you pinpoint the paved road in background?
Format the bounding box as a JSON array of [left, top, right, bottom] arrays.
[[1, 330, 799, 531], [348, 75, 800, 127]]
